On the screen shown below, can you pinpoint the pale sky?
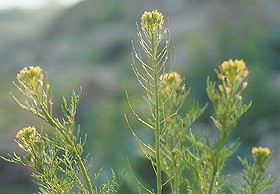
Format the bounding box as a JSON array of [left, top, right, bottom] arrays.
[[0, 0, 82, 10]]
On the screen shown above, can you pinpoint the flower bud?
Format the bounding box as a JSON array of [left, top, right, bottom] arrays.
[[252, 146, 270, 157], [16, 126, 37, 142], [217, 59, 249, 87], [141, 9, 164, 33], [16, 66, 43, 89], [160, 71, 185, 98], [252, 146, 271, 175]]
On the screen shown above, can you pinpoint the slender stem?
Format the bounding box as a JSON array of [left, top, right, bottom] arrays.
[[171, 151, 180, 194], [207, 161, 217, 194], [35, 95, 94, 194], [152, 33, 162, 194], [34, 94, 63, 130], [155, 77, 162, 194], [208, 172, 215, 194], [74, 150, 94, 194], [174, 171, 180, 194]]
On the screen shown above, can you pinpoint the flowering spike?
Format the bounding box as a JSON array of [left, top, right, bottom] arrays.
[[141, 9, 164, 33], [17, 66, 43, 89], [252, 146, 270, 156], [16, 126, 43, 152], [217, 59, 249, 87], [252, 146, 272, 176], [16, 126, 37, 142], [160, 71, 185, 98]]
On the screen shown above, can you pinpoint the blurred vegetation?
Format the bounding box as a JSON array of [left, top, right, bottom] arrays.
[[0, 0, 280, 193]]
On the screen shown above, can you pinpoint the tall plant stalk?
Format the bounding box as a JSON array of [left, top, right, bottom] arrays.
[[152, 35, 162, 194], [129, 10, 207, 194], [128, 10, 168, 194]]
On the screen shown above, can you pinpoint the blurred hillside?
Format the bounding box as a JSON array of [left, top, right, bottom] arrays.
[[1, 0, 280, 193]]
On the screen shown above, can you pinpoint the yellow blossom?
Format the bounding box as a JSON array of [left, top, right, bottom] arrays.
[[17, 66, 43, 89], [217, 59, 249, 86], [17, 66, 42, 80], [252, 146, 271, 175], [16, 126, 37, 142], [160, 71, 185, 98], [141, 9, 164, 33], [16, 126, 45, 153], [252, 146, 270, 157]]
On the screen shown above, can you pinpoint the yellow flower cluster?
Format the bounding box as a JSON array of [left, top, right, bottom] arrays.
[[16, 126, 41, 150], [141, 9, 164, 33], [252, 146, 271, 157], [17, 66, 43, 89], [16, 126, 37, 142], [160, 72, 185, 97], [217, 59, 249, 86], [17, 66, 42, 81], [252, 146, 271, 175]]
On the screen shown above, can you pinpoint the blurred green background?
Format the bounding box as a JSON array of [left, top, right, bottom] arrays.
[[0, 0, 280, 193]]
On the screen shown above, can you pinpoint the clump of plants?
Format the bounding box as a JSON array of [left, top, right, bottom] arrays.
[[1, 66, 121, 194], [1, 10, 276, 194], [127, 10, 275, 194]]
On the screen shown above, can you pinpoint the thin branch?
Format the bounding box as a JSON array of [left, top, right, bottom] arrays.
[[125, 114, 155, 158], [126, 91, 155, 130]]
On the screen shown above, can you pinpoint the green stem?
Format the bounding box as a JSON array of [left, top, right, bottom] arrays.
[[75, 151, 94, 194], [36, 95, 94, 194], [34, 94, 64, 130], [207, 162, 217, 194], [173, 172, 180, 194], [152, 34, 162, 194], [171, 151, 180, 194]]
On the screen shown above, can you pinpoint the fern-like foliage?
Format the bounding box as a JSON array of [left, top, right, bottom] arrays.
[[1, 66, 121, 194], [235, 147, 275, 194]]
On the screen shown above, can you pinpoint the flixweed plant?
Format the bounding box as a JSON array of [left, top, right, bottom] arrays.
[[1, 66, 121, 194], [126, 9, 276, 194], [0, 10, 276, 194]]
